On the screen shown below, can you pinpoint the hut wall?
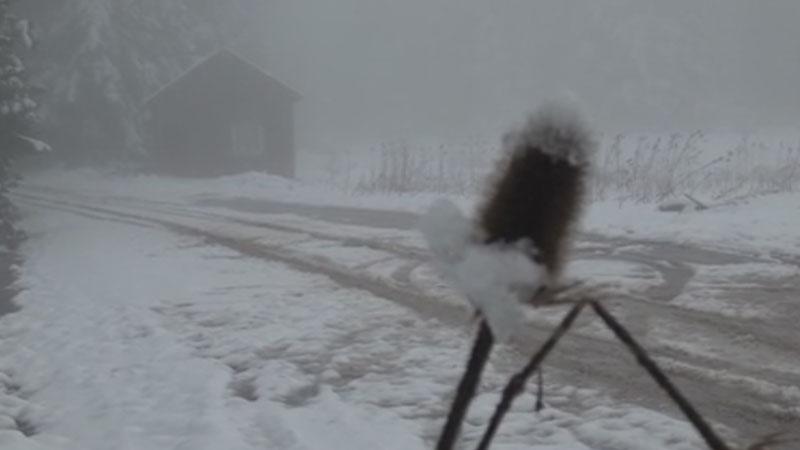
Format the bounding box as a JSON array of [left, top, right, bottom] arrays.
[[145, 51, 297, 177]]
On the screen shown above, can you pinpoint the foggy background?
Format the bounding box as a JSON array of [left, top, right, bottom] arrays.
[[16, 0, 800, 159], [246, 0, 800, 150]]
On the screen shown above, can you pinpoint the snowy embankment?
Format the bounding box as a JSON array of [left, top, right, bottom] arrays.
[[0, 204, 707, 449], [25, 168, 800, 258]]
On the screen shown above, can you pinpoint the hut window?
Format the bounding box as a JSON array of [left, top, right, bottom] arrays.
[[231, 119, 265, 157]]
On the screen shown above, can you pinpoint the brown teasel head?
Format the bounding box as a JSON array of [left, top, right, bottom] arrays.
[[478, 104, 593, 284]]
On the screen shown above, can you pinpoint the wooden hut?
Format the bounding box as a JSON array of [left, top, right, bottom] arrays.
[[144, 49, 300, 177]]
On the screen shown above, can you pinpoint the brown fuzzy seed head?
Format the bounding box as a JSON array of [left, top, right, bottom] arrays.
[[478, 106, 592, 281]]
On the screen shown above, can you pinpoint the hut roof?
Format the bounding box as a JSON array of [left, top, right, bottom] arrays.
[[144, 49, 301, 108]]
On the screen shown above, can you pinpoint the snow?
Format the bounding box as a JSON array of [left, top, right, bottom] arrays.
[[668, 261, 800, 320], [16, 20, 34, 50], [23, 168, 800, 258], [567, 259, 663, 295], [584, 194, 800, 257], [453, 242, 543, 340], [418, 199, 474, 264], [420, 199, 544, 341], [81, 0, 112, 52], [23, 168, 473, 221], [0, 195, 707, 449], [9, 163, 800, 448], [16, 135, 51, 153]]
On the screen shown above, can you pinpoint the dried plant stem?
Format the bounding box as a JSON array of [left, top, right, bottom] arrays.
[[436, 321, 494, 450], [535, 369, 544, 412], [476, 301, 587, 450], [589, 301, 731, 450]]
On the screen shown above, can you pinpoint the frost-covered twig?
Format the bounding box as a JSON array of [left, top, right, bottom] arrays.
[[436, 321, 494, 450], [476, 301, 588, 450], [589, 301, 732, 450]]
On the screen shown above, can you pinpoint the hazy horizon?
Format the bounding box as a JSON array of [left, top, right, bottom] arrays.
[[235, 0, 800, 150]]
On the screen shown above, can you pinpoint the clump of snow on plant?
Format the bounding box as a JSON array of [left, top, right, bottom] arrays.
[[503, 102, 594, 167], [420, 199, 544, 341], [417, 199, 473, 263]]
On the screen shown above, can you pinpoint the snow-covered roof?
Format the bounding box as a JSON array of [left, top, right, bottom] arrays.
[[143, 49, 301, 107]]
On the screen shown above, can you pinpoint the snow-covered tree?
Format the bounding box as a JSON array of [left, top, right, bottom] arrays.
[[0, 0, 41, 247], [21, 0, 261, 163], [23, 0, 197, 161]]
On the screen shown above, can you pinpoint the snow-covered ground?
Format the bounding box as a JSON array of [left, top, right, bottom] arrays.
[[25, 168, 800, 257], [2, 168, 799, 449], [1, 201, 706, 449]]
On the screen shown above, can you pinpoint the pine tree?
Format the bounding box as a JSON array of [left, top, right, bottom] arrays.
[[23, 0, 261, 164], [25, 0, 193, 161], [0, 0, 40, 248]]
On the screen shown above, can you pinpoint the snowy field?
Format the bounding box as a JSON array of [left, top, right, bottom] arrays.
[[1, 200, 704, 450], [2, 162, 799, 449]]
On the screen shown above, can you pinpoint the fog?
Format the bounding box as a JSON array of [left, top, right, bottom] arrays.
[[14, 1, 800, 157], [242, 0, 800, 149]]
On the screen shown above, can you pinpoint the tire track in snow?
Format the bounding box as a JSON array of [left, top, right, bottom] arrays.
[[13, 189, 800, 445]]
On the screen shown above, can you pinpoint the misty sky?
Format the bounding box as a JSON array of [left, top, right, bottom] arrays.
[[247, 1, 800, 148]]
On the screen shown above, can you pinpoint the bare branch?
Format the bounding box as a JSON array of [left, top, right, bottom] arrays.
[[590, 301, 731, 450], [476, 301, 587, 450], [436, 321, 494, 450]]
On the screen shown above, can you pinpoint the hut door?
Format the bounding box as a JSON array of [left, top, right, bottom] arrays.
[[231, 118, 265, 157]]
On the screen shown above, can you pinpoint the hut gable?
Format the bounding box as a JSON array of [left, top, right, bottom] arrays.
[[145, 49, 299, 177]]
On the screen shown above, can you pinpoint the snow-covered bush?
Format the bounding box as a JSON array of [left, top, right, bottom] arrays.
[[0, 0, 43, 248]]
